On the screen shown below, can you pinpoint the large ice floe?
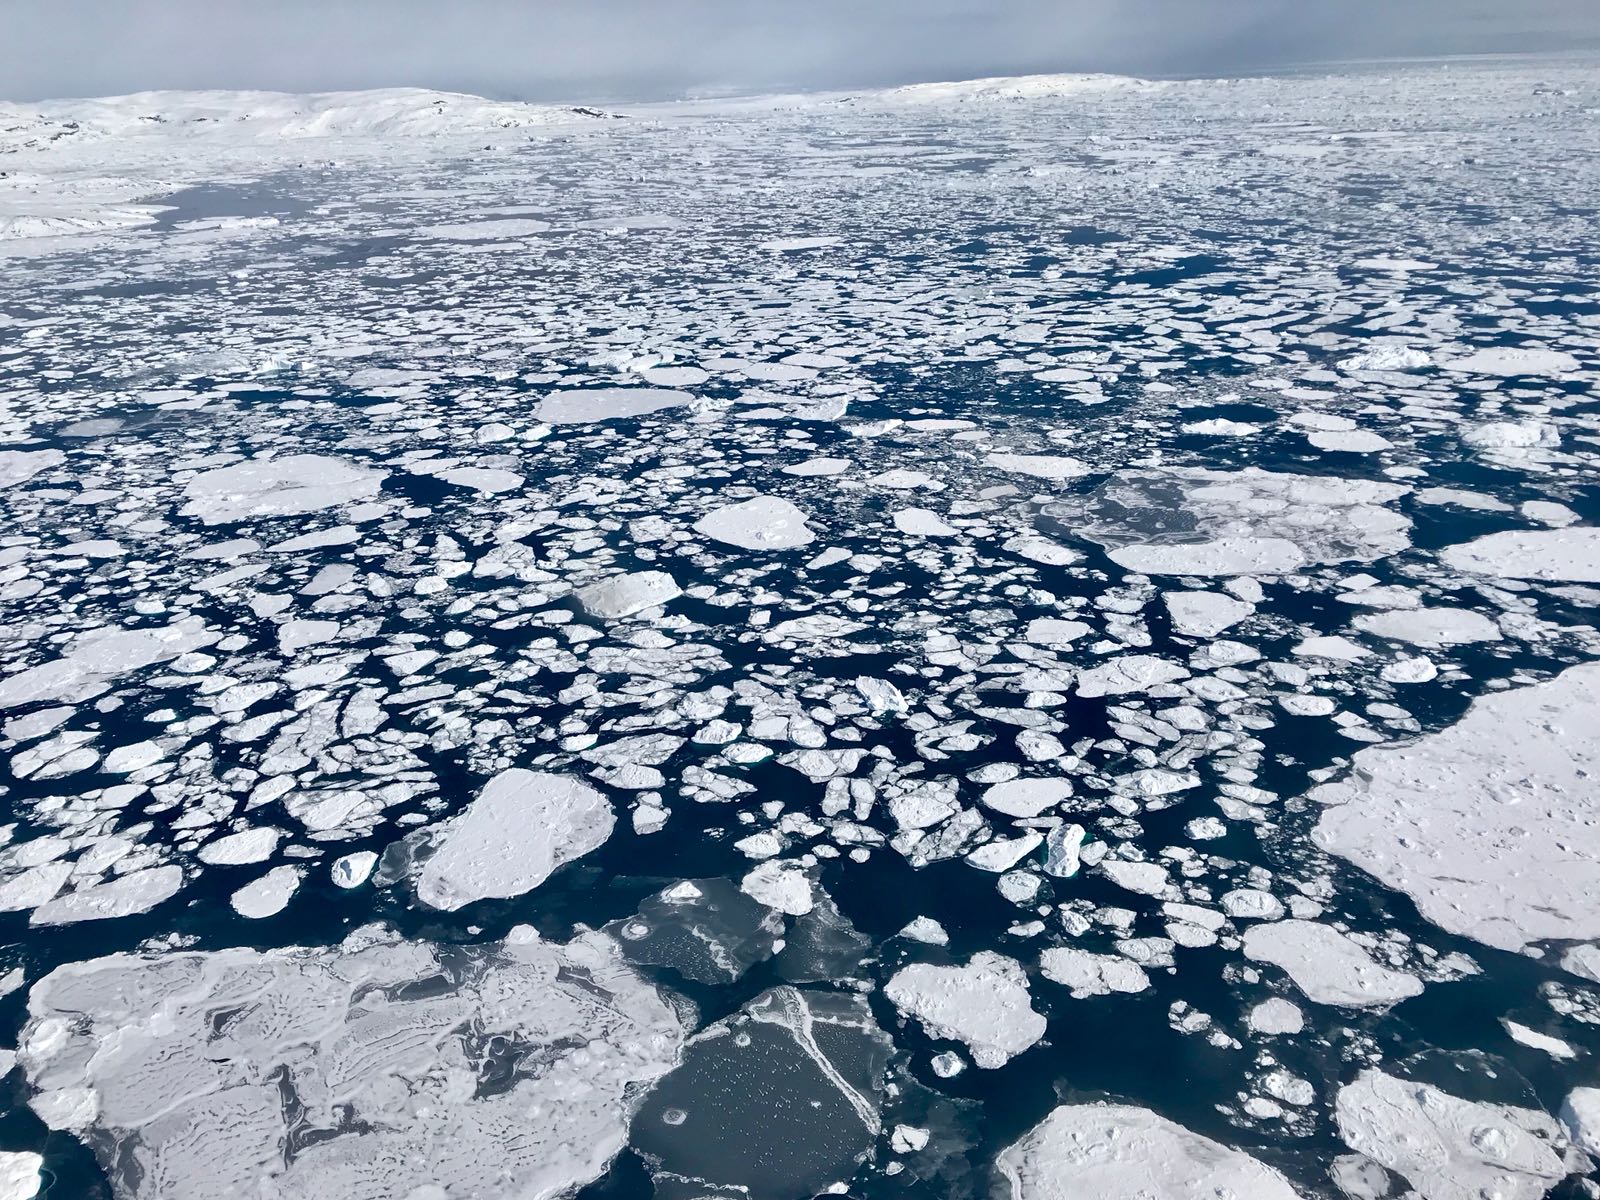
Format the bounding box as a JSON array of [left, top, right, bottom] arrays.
[[1314, 663, 1600, 953], [380, 769, 615, 911], [17, 927, 684, 1200], [996, 1104, 1302, 1200]]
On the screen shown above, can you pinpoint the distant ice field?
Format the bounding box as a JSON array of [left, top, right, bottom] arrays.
[[0, 57, 1598, 1200]]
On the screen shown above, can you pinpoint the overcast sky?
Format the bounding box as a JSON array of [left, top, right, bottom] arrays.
[[4, 0, 1598, 102]]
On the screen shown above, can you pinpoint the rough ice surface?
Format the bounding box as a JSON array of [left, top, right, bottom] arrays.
[[1439, 528, 1600, 583], [1242, 920, 1423, 1009], [3, 58, 1600, 1200], [18, 927, 683, 1200], [693, 495, 817, 550], [576, 570, 683, 619], [397, 769, 615, 911], [885, 952, 1045, 1068], [1314, 664, 1600, 952], [179, 454, 386, 524], [1335, 1070, 1567, 1200], [996, 1104, 1302, 1200]]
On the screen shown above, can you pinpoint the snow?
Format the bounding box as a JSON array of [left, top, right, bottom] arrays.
[[1242, 920, 1422, 1008], [575, 571, 682, 619], [982, 778, 1073, 818], [1164, 591, 1253, 637], [532, 387, 691, 425], [1111, 537, 1305, 577], [0, 1153, 40, 1200], [996, 1104, 1301, 1200], [1444, 346, 1580, 376], [1439, 528, 1600, 583], [1314, 663, 1600, 952], [985, 453, 1090, 481], [410, 770, 615, 911], [1039, 948, 1150, 998], [1336, 1069, 1566, 1200], [18, 927, 683, 1199], [30, 866, 184, 927], [229, 865, 302, 918], [884, 952, 1045, 1068], [180, 454, 386, 525], [693, 495, 816, 550]]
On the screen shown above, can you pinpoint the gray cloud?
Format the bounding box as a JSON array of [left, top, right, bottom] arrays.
[[3, 0, 1597, 102]]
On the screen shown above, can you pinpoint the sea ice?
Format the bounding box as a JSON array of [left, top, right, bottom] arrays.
[[996, 1104, 1301, 1200], [398, 769, 615, 911], [884, 952, 1045, 1068], [532, 386, 691, 424], [1039, 948, 1150, 998], [694, 495, 816, 550], [575, 570, 682, 619], [18, 927, 683, 1200], [1314, 663, 1600, 952], [180, 454, 386, 524], [1439, 528, 1600, 584], [1336, 1069, 1567, 1200], [1242, 920, 1422, 1008]]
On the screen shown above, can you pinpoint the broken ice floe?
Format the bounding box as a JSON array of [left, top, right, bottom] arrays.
[[19, 927, 684, 1200]]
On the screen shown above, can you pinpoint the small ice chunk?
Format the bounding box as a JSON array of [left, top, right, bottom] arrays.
[[331, 851, 378, 889], [230, 866, 302, 919]]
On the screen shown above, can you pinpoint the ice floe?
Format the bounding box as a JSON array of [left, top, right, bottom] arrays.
[[19, 927, 683, 1199], [996, 1104, 1302, 1200]]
